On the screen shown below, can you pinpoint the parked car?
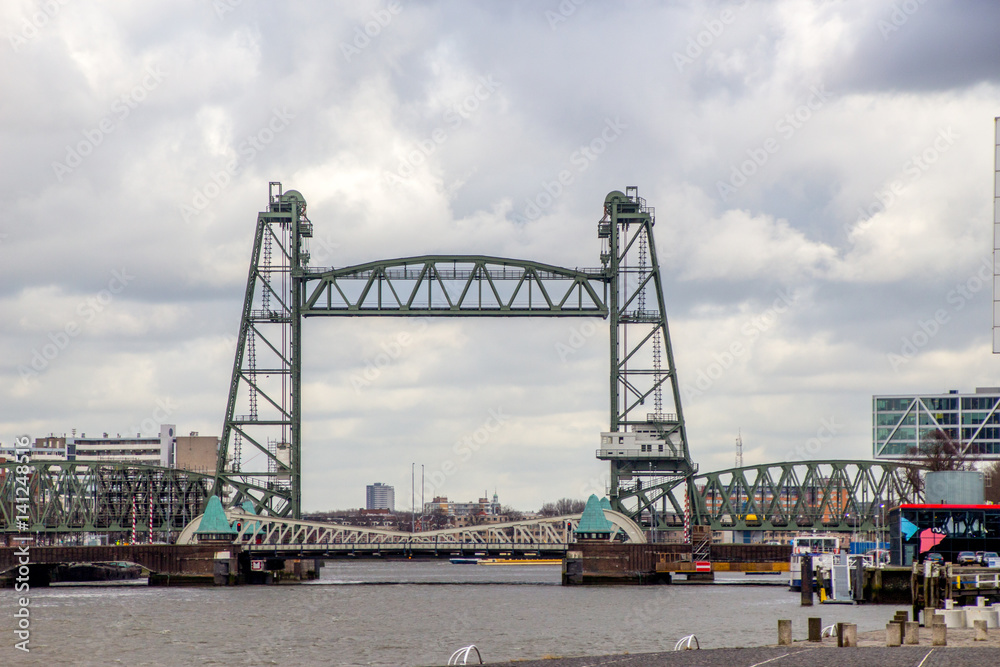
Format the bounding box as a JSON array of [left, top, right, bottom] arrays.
[[983, 551, 1000, 566], [957, 551, 978, 564], [924, 552, 944, 564]]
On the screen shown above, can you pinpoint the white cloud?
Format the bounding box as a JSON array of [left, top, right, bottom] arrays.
[[5, 1, 1000, 514]]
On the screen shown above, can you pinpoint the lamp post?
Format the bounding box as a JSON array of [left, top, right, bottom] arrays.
[[878, 503, 885, 552]]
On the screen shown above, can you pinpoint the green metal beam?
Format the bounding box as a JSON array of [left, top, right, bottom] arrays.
[[687, 460, 925, 532], [0, 462, 213, 535], [302, 256, 608, 316]]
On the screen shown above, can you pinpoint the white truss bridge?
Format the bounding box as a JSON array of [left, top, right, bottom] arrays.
[[177, 509, 645, 554]]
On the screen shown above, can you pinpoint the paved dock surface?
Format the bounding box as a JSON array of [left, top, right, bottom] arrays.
[[482, 621, 1000, 666], [490, 646, 1000, 666]]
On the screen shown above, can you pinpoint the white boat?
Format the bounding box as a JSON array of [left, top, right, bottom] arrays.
[[788, 534, 842, 590]]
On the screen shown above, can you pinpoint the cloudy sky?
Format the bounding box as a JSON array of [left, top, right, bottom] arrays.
[[3, 0, 1000, 513]]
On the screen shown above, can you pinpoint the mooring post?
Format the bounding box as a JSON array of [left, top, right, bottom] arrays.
[[808, 617, 822, 642], [777, 619, 792, 646], [841, 623, 857, 647], [885, 622, 902, 647], [801, 556, 813, 606]]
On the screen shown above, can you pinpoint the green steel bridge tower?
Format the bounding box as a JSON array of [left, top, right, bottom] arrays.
[[597, 188, 695, 525], [213, 184, 695, 523]]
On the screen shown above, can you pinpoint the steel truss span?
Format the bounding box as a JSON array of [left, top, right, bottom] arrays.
[[216, 184, 618, 519], [689, 460, 924, 532], [176, 509, 646, 551], [304, 256, 608, 316], [0, 462, 214, 535]]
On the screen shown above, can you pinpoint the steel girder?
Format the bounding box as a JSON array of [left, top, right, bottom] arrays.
[[303, 256, 609, 316], [0, 461, 213, 535], [688, 460, 925, 532]]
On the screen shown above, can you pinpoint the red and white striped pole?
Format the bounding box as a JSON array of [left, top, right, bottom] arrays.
[[148, 495, 153, 545], [131, 496, 137, 545], [683, 480, 691, 545]]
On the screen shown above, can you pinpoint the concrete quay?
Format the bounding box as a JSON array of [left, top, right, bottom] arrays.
[[489, 645, 1000, 666], [487, 625, 1000, 666]]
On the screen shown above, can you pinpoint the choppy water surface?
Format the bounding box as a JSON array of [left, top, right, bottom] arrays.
[[1, 560, 901, 666]]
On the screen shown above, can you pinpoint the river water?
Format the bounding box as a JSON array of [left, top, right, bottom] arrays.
[[1, 560, 901, 666]]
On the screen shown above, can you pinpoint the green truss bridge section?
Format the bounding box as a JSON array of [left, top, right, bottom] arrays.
[[303, 256, 609, 316], [686, 460, 924, 532], [0, 461, 214, 538]]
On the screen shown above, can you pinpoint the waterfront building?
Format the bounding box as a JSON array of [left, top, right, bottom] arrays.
[[70, 424, 177, 467], [423, 492, 501, 517], [0, 435, 69, 463], [873, 387, 1000, 459], [174, 433, 219, 473], [0, 426, 218, 471], [888, 503, 1000, 566], [366, 482, 395, 511]]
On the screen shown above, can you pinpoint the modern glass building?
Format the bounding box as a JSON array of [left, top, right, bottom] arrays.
[[888, 503, 1000, 566], [873, 388, 1000, 459]]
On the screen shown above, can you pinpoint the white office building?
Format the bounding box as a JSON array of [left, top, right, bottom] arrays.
[[366, 483, 395, 511]]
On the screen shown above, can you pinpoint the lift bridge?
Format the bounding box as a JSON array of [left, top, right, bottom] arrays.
[[1, 185, 922, 539]]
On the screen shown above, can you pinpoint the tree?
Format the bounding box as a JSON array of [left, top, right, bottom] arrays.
[[539, 498, 586, 516], [985, 460, 1000, 505], [905, 429, 978, 495], [500, 505, 524, 522]]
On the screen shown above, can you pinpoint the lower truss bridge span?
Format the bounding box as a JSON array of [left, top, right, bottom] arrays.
[[0, 461, 215, 538], [176, 509, 646, 557], [689, 459, 924, 532]]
